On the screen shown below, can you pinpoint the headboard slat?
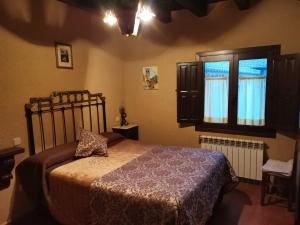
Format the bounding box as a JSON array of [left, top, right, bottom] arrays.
[[39, 113, 45, 150], [80, 105, 85, 129], [88, 96, 93, 131], [96, 98, 101, 134], [61, 107, 67, 144], [102, 97, 107, 132], [50, 107, 57, 148], [71, 103, 76, 142]]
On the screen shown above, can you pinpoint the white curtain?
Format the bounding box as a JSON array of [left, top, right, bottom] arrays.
[[204, 78, 228, 123], [237, 77, 266, 126]]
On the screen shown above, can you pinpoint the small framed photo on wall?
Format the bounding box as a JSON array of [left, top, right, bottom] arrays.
[[55, 42, 73, 69], [142, 66, 158, 90]]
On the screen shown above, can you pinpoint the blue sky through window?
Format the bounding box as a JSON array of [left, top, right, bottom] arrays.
[[204, 61, 229, 123], [238, 58, 267, 126], [238, 58, 267, 77], [205, 59, 267, 77], [205, 61, 230, 78]]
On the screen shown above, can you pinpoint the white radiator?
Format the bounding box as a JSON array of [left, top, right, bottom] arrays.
[[199, 135, 264, 181]]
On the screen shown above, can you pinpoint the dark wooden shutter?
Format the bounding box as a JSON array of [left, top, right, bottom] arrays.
[[177, 62, 203, 123], [271, 54, 300, 133]]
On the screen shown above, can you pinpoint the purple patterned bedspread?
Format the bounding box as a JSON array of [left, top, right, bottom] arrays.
[[90, 146, 236, 225]]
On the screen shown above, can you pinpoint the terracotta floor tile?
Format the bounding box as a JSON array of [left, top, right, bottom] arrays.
[[208, 182, 295, 225]]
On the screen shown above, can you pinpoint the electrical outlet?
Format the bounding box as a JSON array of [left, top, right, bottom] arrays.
[[13, 137, 22, 146]]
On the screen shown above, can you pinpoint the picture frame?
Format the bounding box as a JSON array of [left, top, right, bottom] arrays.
[[55, 42, 73, 69], [142, 66, 158, 90]]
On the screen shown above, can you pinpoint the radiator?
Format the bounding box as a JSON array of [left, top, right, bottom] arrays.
[[199, 135, 264, 181]]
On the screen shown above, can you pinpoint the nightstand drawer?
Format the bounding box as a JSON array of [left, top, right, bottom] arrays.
[[112, 125, 139, 140]]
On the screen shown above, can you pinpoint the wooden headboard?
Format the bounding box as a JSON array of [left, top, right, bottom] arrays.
[[25, 90, 107, 155]]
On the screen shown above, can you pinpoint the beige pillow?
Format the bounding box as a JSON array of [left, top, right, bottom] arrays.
[[75, 128, 108, 157]]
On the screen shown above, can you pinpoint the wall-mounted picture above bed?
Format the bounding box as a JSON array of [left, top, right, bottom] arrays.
[[142, 66, 158, 90], [55, 42, 73, 69]]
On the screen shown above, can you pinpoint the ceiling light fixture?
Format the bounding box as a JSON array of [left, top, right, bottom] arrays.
[[103, 10, 118, 26], [132, 2, 142, 36], [138, 6, 156, 22], [102, 2, 156, 36]]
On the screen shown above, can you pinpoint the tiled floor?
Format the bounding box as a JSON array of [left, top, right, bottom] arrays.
[[208, 182, 295, 225], [12, 182, 295, 225]]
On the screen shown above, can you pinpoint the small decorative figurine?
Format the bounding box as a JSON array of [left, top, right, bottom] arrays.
[[119, 106, 129, 126]]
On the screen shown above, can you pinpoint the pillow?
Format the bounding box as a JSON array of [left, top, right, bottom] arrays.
[[75, 129, 108, 158], [100, 132, 125, 147]]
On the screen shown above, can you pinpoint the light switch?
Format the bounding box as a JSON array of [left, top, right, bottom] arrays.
[[13, 137, 22, 146]]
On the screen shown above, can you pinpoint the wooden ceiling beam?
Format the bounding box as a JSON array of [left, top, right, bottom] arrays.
[[151, 1, 172, 23], [155, 9, 172, 23], [234, 0, 250, 10], [175, 0, 209, 17], [59, 0, 100, 11], [150, 0, 181, 10], [149, 0, 173, 23], [58, 0, 251, 36], [115, 9, 137, 35], [116, 0, 139, 10]]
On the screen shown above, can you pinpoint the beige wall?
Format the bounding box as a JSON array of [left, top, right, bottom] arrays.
[[1, 0, 300, 224], [0, 0, 124, 223], [122, 0, 300, 160]]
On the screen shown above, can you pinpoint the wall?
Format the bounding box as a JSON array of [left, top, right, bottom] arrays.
[[0, 0, 124, 223], [123, 0, 300, 161], [1, 0, 300, 224]]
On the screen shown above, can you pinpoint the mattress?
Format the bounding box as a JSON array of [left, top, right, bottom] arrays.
[[47, 140, 235, 225], [17, 139, 237, 225]]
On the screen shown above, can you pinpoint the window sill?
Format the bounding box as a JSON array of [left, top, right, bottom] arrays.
[[195, 123, 276, 138]]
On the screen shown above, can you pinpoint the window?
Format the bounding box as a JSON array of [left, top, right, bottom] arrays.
[[237, 58, 267, 126], [204, 61, 229, 124], [193, 45, 280, 136], [177, 46, 300, 136]]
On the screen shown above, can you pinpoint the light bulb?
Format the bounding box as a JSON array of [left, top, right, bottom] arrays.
[[103, 11, 118, 26], [138, 6, 155, 22]]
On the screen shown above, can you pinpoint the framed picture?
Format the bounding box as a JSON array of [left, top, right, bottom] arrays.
[[55, 42, 73, 69], [142, 66, 158, 90]]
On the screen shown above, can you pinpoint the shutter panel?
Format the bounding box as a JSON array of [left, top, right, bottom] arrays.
[[177, 62, 203, 123], [271, 54, 300, 133]]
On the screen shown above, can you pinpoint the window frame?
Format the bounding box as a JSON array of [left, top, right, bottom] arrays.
[[195, 45, 280, 137]]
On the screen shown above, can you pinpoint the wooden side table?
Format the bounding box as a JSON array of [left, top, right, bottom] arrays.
[[261, 171, 293, 211], [112, 124, 139, 140], [261, 158, 294, 211], [0, 147, 24, 190]]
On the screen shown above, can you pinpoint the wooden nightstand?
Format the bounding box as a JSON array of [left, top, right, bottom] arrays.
[[0, 147, 24, 190], [112, 124, 139, 140]]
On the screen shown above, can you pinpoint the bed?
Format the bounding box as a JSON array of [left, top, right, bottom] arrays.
[[17, 90, 237, 225]]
